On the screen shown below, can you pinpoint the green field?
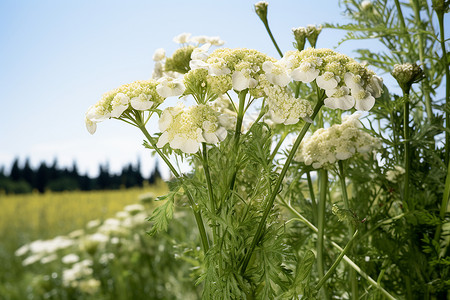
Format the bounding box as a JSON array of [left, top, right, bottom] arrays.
[[0, 183, 200, 299]]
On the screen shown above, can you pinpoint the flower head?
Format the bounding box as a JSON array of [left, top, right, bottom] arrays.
[[156, 76, 186, 98], [391, 63, 424, 94], [85, 80, 163, 133], [283, 48, 382, 111], [254, 1, 269, 22], [294, 113, 381, 168], [157, 103, 228, 153]]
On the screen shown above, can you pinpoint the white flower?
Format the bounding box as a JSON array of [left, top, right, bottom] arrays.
[[351, 86, 375, 111], [344, 72, 363, 90], [110, 93, 130, 118], [157, 104, 227, 154], [316, 72, 339, 90], [156, 77, 186, 98], [130, 93, 154, 110], [367, 75, 383, 98], [62, 254, 80, 264], [190, 35, 209, 44], [85, 117, 97, 135], [173, 32, 191, 44], [86, 219, 101, 229], [207, 36, 225, 46], [262, 61, 291, 87], [85, 101, 110, 122], [191, 43, 211, 61], [386, 166, 405, 182], [290, 62, 320, 83], [324, 86, 355, 110], [152, 48, 165, 61], [232, 70, 258, 91], [152, 61, 164, 79]]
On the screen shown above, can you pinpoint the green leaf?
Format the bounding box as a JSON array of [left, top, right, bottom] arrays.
[[146, 193, 175, 236], [295, 250, 315, 284]]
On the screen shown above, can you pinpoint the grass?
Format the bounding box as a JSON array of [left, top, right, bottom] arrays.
[[0, 182, 168, 298]]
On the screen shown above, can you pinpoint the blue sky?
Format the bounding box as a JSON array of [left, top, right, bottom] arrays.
[[0, 0, 404, 177]]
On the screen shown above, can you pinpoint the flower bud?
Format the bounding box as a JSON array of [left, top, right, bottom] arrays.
[[306, 24, 322, 48], [391, 63, 424, 94], [292, 27, 307, 51], [254, 1, 269, 23]]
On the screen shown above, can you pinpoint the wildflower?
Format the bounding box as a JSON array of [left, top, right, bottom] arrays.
[[62, 254, 80, 264], [152, 48, 165, 61], [156, 76, 186, 98], [305, 24, 322, 47], [294, 113, 380, 168], [78, 278, 101, 294], [254, 1, 269, 23], [173, 32, 191, 44], [85, 80, 163, 133], [292, 27, 307, 51], [232, 70, 258, 91], [283, 48, 382, 111], [262, 61, 291, 87], [262, 75, 313, 125], [386, 166, 405, 182], [124, 203, 145, 215], [391, 63, 424, 94], [157, 103, 228, 153]]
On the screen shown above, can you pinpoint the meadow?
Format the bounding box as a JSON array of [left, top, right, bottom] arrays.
[[0, 182, 201, 299]]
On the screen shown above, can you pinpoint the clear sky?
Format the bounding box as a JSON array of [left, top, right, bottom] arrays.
[[0, 0, 396, 178]]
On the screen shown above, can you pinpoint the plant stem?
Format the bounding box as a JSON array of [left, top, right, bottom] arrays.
[[138, 125, 210, 253], [315, 229, 359, 291], [269, 131, 288, 162], [437, 10, 450, 164], [434, 157, 450, 243], [307, 171, 318, 225], [202, 143, 217, 244], [240, 99, 324, 273], [411, 0, 433, 121], [285, 205, 398, 300], [338, 160, 358, 300], [262, 20, 283, 57], [317, 168, 329, 299], [403, 92, 411, 211], [228, 90, 248, 192]]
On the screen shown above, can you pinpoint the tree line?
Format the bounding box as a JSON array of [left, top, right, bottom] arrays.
[[0, 158, 162, 194]]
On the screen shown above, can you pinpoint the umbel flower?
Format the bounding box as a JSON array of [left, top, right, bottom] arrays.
[[85, 80, 164, 134], [391, 63, 424, 94], [281, 48, 383, 111], [156, 103, 229, 154], [294, 113, 381, 168]]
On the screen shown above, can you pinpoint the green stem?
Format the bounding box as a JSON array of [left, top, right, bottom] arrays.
[[411, 0, 433, 121], [394, 0, 414, 62], [338, 160, 358, 300], [306, 171, 318, 225], [269, 131, 288, 162], [403, 92, 411, 211], [138, 125, 210, 253], [434, 157, 450, 243], [228, 91, 248, 192], [262, 20, 283, 57], [315, 229, 359, 291], [202, 143, 217, 244], [437, 11, 450, 164], [317, 168, 328, 299], [240, 99, 324, 273], [285, 205, 398, 300]]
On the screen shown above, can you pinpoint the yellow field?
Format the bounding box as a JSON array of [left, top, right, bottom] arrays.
[[0, 182, 167, 250]]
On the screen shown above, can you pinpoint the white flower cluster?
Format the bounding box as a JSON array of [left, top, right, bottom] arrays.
[[278, 48, 383, 111], [260, 75, 313, 125], [156, 103, 230, 153], [185, 47, 313, 125], [386, 166, 405, 183], [152, 33, 225, 80], [172, 33, 225, 46], [294, 113, 381, 168], [15, 202, 149, 294], [85, 80, 164, 134]]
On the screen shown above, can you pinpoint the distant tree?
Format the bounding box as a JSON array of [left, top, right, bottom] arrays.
[[22, 158, 35, 188], [10, 158, 22, 181], [148, 161, 162, 184], [36, 162, 49, 193], [96, 163, 111, 190]]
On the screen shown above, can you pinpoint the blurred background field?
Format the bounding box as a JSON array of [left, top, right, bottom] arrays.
[[0, 182, 201, 299]]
